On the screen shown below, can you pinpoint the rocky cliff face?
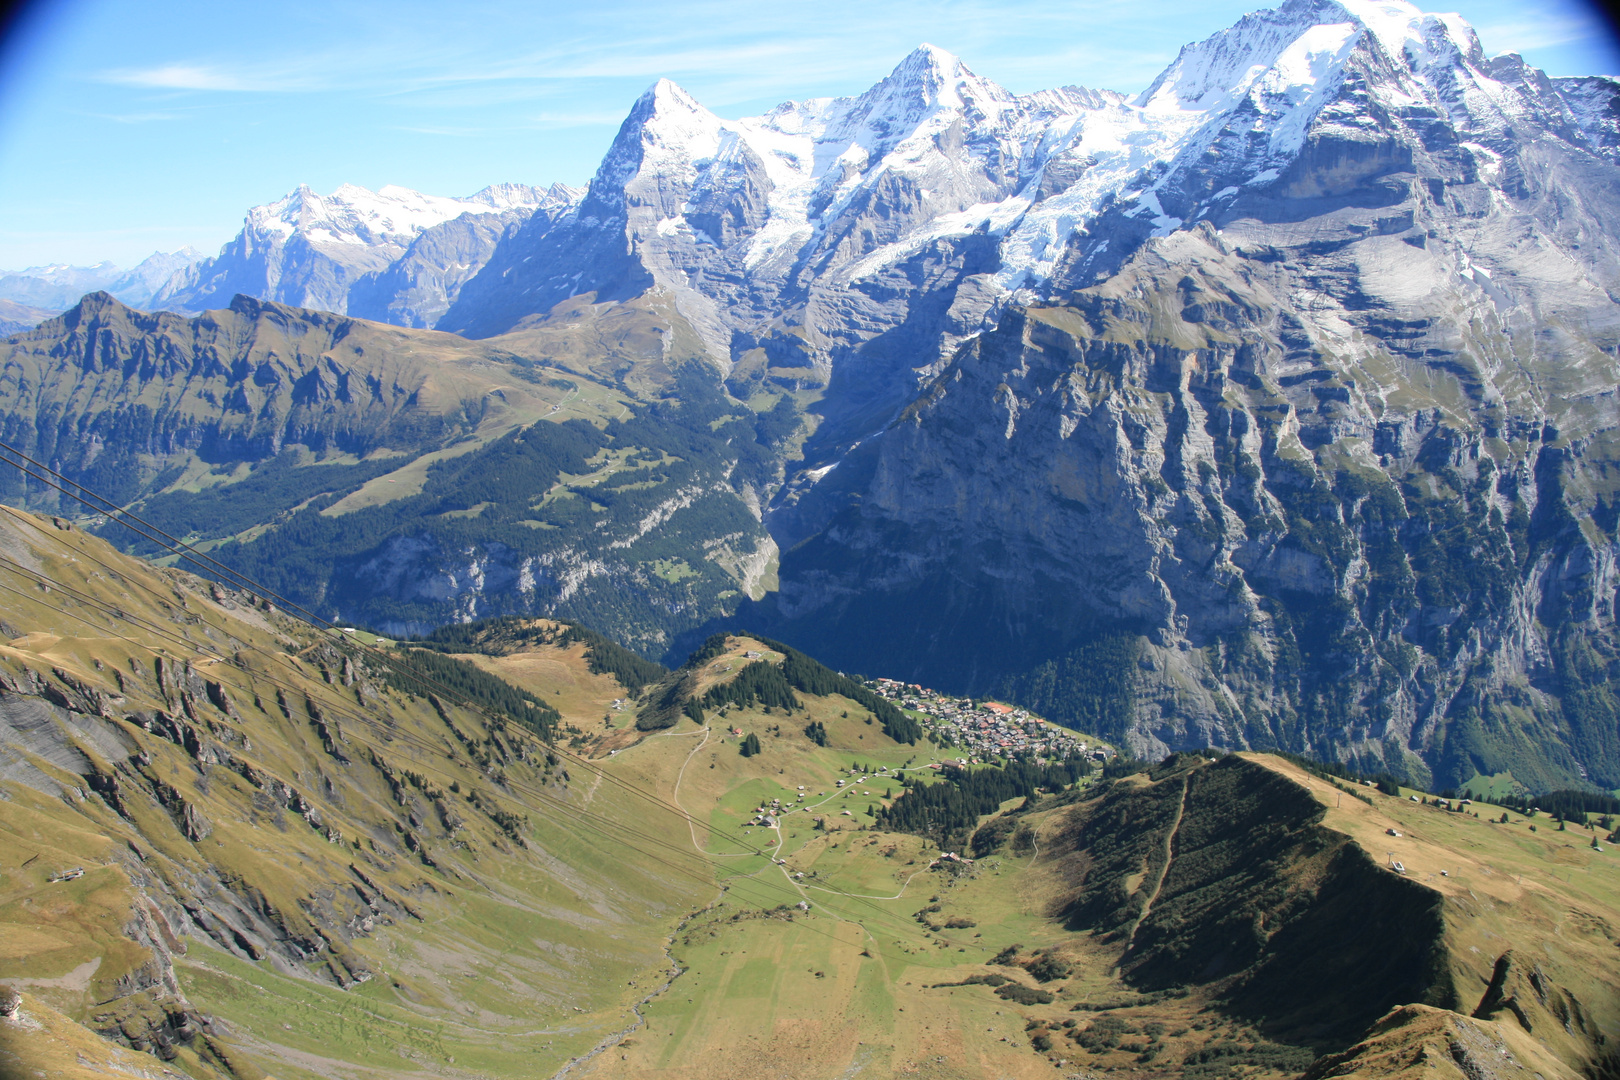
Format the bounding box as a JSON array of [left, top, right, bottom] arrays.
[[755, 14, 1620, 789], [0, 510, 703, 1077], [0, 292, 780, 653], [440, 1, 1620, 468], [343, 206, 534, 329]]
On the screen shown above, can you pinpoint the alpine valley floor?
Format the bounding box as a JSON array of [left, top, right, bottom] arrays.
[[1, 507, 1618, 1080]]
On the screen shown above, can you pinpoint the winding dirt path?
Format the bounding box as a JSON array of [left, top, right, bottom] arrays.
[[803, 868, 928, 901], [1117, 773, 1191, 964], [664, 725, 712, 851]]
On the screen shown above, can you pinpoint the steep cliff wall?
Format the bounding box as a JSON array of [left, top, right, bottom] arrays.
[[761, 142, 1620, 788]]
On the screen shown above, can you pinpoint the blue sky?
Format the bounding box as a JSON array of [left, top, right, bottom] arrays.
[[0, 0, 1616, 269]]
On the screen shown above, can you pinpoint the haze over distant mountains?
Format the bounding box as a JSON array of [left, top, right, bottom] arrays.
[[0, 183, 579, 331], [5, 0, 1620, 795], [0, 248, 201, 325]]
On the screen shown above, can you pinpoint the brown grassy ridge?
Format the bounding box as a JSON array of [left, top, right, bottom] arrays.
[[0, 504, 713, 1080]]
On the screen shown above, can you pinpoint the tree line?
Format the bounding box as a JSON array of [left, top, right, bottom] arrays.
[[752, 635, 922, 744], [676, 632, 922, 745], [377, 648, 559, 738], [877, 759, 1089, 850], [407, 615, 668, 695]]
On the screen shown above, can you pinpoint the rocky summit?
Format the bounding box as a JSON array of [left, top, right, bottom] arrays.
[[2, 0, 1619, 797], [750, 0, 1620, 793]]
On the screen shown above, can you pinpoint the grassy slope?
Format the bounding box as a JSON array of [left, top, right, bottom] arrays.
[[4, 293, 792, 654], [578, 744, 1620, 1080], [0, 992, 200, 1080], [290, 289, 707, 522], [0, 506, 711, 1080], [1257, 756, 1620, 1075], [566, 636, 1073, 1079], [6, 520, 1617, 1080]]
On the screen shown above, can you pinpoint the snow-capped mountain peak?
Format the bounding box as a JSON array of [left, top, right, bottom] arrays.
[[149, 181, 556, 321], [880, 43, 979, 108], [645, 77, 707, 114], [1136, 0, 1364, 114], [461, 182, 554, 211], [113, 0, 1620, 425], [823, 44, 1019, 155], [456, 0, 1620, 363], [245, 182, 549, 247], [636, 77, 729, 157], [1136, 0, 1483, 117], [587, 77, 731, 204], [1332, 0, 1479, 71]]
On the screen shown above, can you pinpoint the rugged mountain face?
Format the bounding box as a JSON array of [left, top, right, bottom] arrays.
[[439, 49, 1140, 439], [152, 183, 576, 326], [0, 292, 556, 503], [0, 507, 710, 1078], [343, 206, 534, 329], [420, 2, 1620, 795], [0, 292, 781, 653], [438, 1, 1620, 457], [754, 2, 1620, 790], [2, 512, 1616, 1080]]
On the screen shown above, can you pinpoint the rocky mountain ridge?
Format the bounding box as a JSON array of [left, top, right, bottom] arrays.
[[150, 182, 580, 328], [0, 290, 783, 655], [437, 0, 1620, 447], [0, 249, 203, 316], [4, 0, 1620, 791], [753, 22, 1620, 789]]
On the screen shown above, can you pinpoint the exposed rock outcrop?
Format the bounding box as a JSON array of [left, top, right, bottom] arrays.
[[755, 26, 1620, 787]]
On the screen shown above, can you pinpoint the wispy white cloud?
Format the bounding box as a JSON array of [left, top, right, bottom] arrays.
[[91, 0, 1185, 113], [98, 54, 348, 93], [103, 63, 257, 90]]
